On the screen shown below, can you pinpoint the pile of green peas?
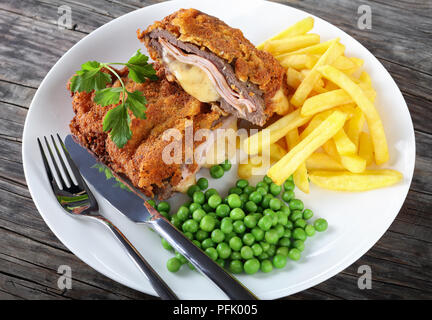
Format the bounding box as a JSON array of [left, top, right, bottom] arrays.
[[154, 163, 328, 274]]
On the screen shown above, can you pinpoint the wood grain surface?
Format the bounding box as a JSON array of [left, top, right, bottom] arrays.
[[0, 0, 431, 300]]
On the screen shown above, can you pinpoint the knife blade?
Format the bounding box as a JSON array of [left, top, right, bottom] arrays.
[[64, 134, 258, 300]]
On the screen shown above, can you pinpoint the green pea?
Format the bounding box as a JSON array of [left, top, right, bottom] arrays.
[[258, 252, 269, 261], [244, 214, 257, 229], [227, 194, 242, 209], [220, 217, 233, 234], [233, 220, 246, 234], [293, 240, 305, 252], [230, 207, 245, 220], [243, 186, 256, 195], [225, 231, 237, 242], [177, 206, 190, 221], [175, 252, 187, 264], [211, 229, 225, 243], [192, 208, 206, 222], [235, 178, 248, 189], [196, 177, 208, 190], [295, 218, 307, 229], [229, 236, 243, 251], [201, 238, 215, 250], [266, 244, 277, 256], [195, 230, 209, 242], [257, 215, 272, 231], [242, 233, 255, 246], [187, 262, 195, 270], [305, 224, 316, 236], [220, 159, 232, 171], [288, 248, 301, 261], [205, 247, 218, 261], [147, 199, 156, 208], [276, 211, 288, 226], [229, 260, 243, 274], [276, 247, 289, 257], [231, 251, 242, 260], [284, 180, 295, 191], [289, 199, 304, 211], [293, 228, 307, 241], [269, 183, 282, 196], [229, 187, 243, 195], [283, 229, 291, 238], [200, 215, 216, 232], [248, 191, 263, 204], [282, 190, 295, 203], [187, 185, 200, 198], [161, 238, 172, 251], [210, 165, 224, 179], [256, 186, 268, 196], [285, 220, 294, 230], [251, 243, 263, 256], [263, 175, 273, 184], [314, 218, 328, 232], [303, 209, 314, 220], [260, 242, 270, 252], [290, 210, 303, 222], [159, 210, 170, 219], [157, 201, 170, 213], [239, 193, 249, 203], [216, 242, 231, 259], [192, 240, 201, 249], [275, 224, 285, 238], [189, 202, 201, 213], [265, 229, 279, 244], [269, 198, 282, 211], [183, 232, 194, 241], [182, 219, 198, 233], [280, 204, 291, 216], [260, 259, 273, 273], [273, 254, 287, 269], [167, 257, 181, 272], [208, 194, 222, 209], [256, 181, 269, 192], [240, 246, 254, 260], [171, 214, 182, 229], [278, 237, 291, 247], [193, 191, 205, 204], [244, 258, 260, 274], [252, 212, 263, 221], [216, 204, 230, 218], [251, 227, 265, 241], [244, 201, 258, 213], [216, 258, 225, 268]]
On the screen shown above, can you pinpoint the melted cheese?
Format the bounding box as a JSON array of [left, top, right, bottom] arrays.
[[163, 54, 220, 103]]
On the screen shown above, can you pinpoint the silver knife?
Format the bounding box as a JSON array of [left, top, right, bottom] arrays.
[[64, 134, 258, 300]]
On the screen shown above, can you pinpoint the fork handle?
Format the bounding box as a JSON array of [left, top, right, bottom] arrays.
[[100, 219, 178, 300], [148, 217, 258, 300]]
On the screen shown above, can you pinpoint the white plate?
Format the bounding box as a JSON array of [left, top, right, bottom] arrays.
[[23, 0, 415, 299]]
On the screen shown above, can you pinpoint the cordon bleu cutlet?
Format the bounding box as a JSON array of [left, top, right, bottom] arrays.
[[69, 65, 234, 199], [138, 8, 289, 127]]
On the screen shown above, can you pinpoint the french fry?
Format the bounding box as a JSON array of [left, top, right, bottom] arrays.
[[317, 65, 389, 164], [264, 34, 321, 55], [323, 139, 366, 173], [299, 109, 334, 140], [309, 170, 403, 191], [333, 129, 357, 155], [301, 84, 376, 116], [359, 71, 372, 86], [262, 143, 287, 161], [271, 87, 290, 115], [279, 54, 318, 69], [306, 153, 345, 171], [332, 55, 357, 71], [243, 109, 311, 155], [275, 38, 340, 59], [358, 131, 374, 165], [285, 128, 309, 193], [256, 17, 314, 50], [346, 107, 365, 148], [287, 67, 303, 89], [267, 110, 347, 185], [291, 41, 345, 107]]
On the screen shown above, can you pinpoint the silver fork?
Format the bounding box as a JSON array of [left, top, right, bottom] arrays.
[[37, 134, 178, 300]]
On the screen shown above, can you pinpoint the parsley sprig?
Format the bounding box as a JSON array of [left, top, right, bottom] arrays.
[[70, 50, 157, 148]]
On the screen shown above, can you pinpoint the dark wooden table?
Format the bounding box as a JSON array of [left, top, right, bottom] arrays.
[[0, 0, 431, 300]]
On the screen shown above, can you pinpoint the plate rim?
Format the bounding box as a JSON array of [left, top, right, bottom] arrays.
[[22, 0, 416, 299]]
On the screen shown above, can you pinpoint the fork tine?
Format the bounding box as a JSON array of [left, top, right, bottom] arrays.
[[43, 136, 66, 189], [56, 134, 86, 188], [50, 134, 73, 186], [37, 138, 56, 185]]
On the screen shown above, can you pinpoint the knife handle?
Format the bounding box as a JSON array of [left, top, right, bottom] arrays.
[[100, 218, 179, 300], [148, 217, 258, 300]]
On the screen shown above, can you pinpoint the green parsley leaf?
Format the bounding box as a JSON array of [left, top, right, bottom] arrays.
[[103, 104, 132, 149], [70, 61, 111, 93], [94, 87, 122, 107], [126, 49, 158, 83], [125, 90, 147, 119]]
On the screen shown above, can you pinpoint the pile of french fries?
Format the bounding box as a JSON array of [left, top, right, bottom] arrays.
[[240, 17, 402, 193]]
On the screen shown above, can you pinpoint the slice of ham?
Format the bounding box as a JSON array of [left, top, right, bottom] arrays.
[[159, 38, 257, 115]]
